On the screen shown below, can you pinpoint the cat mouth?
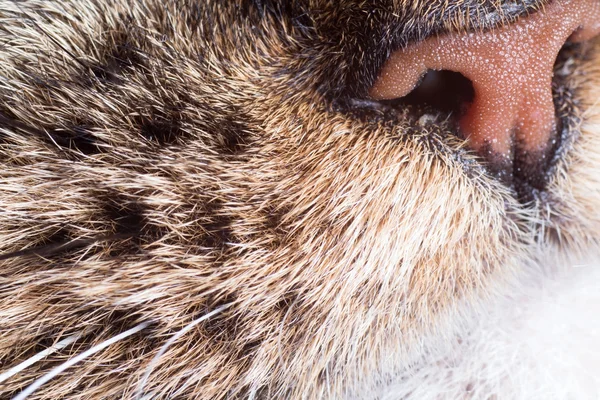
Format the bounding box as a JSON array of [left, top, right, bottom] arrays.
[[369, 0, 600, 203]]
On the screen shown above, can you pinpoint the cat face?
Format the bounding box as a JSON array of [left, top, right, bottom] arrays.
[[1, 0, 599, 398]]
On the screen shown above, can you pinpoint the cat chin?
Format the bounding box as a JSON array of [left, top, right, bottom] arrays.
[[368, 250, 600, 400]]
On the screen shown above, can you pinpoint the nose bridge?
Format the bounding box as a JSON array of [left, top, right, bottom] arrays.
[[370, 0, 600, 178]]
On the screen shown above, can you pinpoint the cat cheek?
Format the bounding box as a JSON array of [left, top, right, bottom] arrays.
[[370, 0, 600, 182]]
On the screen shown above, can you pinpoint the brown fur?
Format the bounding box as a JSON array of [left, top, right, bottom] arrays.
[[0, 0, 598, 398]]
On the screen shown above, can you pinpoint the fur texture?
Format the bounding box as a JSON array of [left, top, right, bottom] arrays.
[[0, 0, 599, 399]]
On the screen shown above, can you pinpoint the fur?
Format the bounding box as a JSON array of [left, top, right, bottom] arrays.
[[0, 0, 599, 399]]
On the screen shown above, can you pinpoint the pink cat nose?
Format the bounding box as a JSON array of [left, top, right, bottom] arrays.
[[370, 0, 600, 179]]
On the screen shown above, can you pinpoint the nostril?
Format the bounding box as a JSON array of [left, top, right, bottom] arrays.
[[370, 0, 600, 194], [393, 70, 474, 117]]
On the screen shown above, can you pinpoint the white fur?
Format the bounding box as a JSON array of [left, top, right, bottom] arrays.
[[375, 253, 600, 400]]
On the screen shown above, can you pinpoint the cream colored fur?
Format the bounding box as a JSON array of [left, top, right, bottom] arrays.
[[0, 1, 599, 399]]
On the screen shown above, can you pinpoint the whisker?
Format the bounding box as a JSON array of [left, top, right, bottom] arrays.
[[134, 304, 232, 400], [13, 322, 150, 400], [0, 332, 83, 385]]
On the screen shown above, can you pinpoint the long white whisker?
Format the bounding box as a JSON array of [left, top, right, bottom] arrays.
[[13, 322, 150, 400], [0, 332, 83, 385], [134, 304, 232, 400]]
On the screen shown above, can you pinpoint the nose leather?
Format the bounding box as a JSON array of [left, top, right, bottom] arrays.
[[370, 0, 600, 182]]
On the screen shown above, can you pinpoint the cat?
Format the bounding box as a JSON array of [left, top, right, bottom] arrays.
[[1, 0, 600, 399]]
